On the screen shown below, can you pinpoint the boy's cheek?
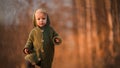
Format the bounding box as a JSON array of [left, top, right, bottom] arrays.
[[43, 19, 47, 23]]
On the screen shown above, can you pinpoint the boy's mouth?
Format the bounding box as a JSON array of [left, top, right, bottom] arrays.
[[41, 23, 44, 25]]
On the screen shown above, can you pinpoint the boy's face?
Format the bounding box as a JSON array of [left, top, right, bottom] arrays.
[[35, 11, 47, 27]]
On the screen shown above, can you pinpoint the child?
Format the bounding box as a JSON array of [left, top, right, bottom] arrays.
[[23, 8, 62, 68]]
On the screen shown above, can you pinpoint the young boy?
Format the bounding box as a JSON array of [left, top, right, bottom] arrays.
[[23, 8, 62, 68]]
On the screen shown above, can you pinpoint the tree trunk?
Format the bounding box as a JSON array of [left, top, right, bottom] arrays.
[[73, 0, 120, 68]]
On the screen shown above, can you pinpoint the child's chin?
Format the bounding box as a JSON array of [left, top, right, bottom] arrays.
[[38, 25, 44, 27]]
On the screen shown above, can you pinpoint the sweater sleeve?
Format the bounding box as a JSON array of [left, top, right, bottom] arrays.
[[24, 29, 34, 50], [51, 27, 62, 45]]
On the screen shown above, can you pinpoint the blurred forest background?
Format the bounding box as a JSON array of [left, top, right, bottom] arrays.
[[0, 0, 120, 68]]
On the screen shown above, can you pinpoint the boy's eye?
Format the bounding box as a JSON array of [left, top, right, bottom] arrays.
[[37, 18, 46, 20], [37, 18, 40, 20], [42, 18, 46, 20]]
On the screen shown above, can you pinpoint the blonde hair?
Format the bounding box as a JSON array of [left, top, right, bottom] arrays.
[[35, 8, 48, 14]]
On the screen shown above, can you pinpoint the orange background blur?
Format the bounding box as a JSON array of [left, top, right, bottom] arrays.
[[0, 0, 120, 68]]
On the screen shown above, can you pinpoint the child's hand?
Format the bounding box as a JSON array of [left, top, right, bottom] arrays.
[[53, 36, 62, 45], [23, 48, 30, 54], [55, 38, 60, 43]]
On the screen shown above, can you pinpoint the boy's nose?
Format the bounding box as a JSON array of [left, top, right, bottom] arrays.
[[40, 19, 43, 22]]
